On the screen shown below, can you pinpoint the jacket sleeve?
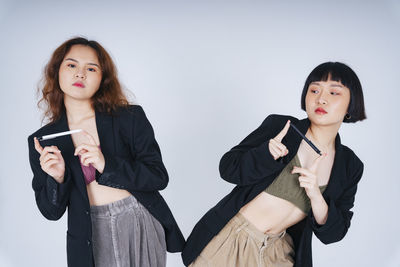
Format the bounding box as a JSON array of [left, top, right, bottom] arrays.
[[28, 135, 72, 221], [219, 114, 286, 186], [309, 160, 364, 244], [96, 106, 169, 192]]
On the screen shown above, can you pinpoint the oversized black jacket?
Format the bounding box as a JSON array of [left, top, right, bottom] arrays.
[[182, 114, 364, 267], [27, 105, 185, 267]]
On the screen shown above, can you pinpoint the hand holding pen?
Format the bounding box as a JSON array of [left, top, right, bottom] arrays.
[[292, 153, 326, 200], [34, 137, 66, 184], [268, 119, 323, 160], [33, 129, 82, 184]]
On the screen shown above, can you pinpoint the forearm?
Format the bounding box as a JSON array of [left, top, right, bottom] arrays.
[[219, 142, 284, 185], [219, 115, 286, 185], [310, 158, 364, 244], [96, 154, 169, 191], [310, 193, 329, 225]]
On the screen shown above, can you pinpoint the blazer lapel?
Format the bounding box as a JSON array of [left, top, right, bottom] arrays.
[[95, 109, 115, 159], [322, 135, 346, 199]]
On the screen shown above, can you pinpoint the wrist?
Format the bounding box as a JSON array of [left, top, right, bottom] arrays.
[[309, 190, 324, 203], [53, 175, 65, 184]]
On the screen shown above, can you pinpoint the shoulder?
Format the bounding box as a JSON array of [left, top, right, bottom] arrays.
[[114, 104, 145, 116], [111, 104, 147, 123], [261, 113, 300, 126], [341, 144, 363, 167], [112, 104, 154, 134]]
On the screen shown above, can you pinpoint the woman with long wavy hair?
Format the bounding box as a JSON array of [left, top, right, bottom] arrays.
[[27, 37, 184, 267]]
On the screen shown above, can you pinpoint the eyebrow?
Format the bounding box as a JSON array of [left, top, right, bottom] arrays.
[[64, 58, 100, 68], [310, 82, 344, 88]]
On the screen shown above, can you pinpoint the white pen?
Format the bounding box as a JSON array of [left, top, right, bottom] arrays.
[[37, 129, 82, 141]]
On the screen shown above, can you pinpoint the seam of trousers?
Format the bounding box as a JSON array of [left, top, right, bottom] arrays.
[[111, 215, 121, 267]]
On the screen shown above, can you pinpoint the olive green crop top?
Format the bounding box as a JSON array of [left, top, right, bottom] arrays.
[[264, 154, 327, 214]]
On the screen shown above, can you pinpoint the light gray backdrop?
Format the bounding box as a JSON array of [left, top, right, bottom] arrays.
[[0, 0, 399, 266]]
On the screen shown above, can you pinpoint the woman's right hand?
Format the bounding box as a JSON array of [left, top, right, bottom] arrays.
[[34, 137, 65, 183], [268, 120, 290, 160]]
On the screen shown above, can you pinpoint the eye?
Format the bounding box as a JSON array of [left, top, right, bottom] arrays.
[[330, 91, 340, 95], [67, 63, 76, 68], [88, 67, 96, 72], [310, 89, 319, 94]]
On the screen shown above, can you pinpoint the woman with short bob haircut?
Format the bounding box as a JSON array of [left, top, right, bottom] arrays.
[[27, 37, 185, 267], [182, 62, 366, 267]]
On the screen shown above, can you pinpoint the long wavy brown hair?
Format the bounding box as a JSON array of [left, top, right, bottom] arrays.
[[37, 36, 131, 125]]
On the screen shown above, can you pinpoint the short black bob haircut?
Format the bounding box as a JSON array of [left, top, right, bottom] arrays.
[[301, 62, 366, 123]]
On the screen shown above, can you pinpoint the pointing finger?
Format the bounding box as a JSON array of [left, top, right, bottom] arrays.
[[274, 120, 291, 142], [74, 144, 92, 156], [34, 137, 43, 154], [291, 166, 313, 177]]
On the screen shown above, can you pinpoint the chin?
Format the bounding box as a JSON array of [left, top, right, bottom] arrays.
[[308, 113, 331, 124], [311, 116, 344, 128], [64, 93, 91, 101]]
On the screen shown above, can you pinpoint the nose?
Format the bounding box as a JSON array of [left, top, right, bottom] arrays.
[[318, 98, 327, 105], [316, 92, 327, 105], [74, 68, 86, 79]]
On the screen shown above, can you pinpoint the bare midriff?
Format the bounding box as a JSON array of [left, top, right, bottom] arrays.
[[86, 181, 132, 206], [239, 136, 335, 234], [239, 191, 307, 234]]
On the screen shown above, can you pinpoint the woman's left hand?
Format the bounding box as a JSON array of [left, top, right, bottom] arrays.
[[74, 130, 105, 173], [291, 153, 327, 200]]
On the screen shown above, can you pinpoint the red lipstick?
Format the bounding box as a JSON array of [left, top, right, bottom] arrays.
[[73, 82, 85, 88], [315, 107, 327, 114]]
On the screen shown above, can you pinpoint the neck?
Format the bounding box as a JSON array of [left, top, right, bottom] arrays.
[[64, 98, 95, 125], [306, 121, 341, 152]]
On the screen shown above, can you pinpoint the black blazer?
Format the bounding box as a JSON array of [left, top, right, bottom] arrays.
[[182, 114, 364, 267], [27, 105, 185, 267]]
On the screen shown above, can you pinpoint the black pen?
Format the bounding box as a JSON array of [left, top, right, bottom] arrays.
[[290, 124, 322, 156]]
